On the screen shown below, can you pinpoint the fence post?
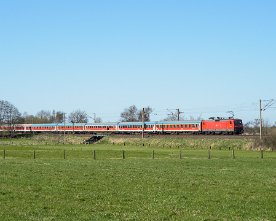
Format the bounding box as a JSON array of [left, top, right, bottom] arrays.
[[63, 150, 66, 160], [179, 150, 182, 159], [152, 150, 155, 159], [93, 150, 96, 160], [261, 149, 263, 159], [208, 149, 211, 159], [3, 149, 5, 159], [33, 150, 36, 160], [232, 149, 235, 159], [122, 150, 125, 159]]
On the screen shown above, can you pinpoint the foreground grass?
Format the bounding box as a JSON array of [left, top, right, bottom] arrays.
[[0, 149, 275, 220]]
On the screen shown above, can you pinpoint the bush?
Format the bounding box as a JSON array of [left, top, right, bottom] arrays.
[[254, 128, 276, 151]]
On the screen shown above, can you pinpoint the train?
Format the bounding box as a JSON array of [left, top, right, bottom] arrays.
[[0, 117, 244, 135]]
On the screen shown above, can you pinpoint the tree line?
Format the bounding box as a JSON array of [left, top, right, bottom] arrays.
[[0, 100, 93, 125], [0, 100, 176, 125], [1, 99, 275, 134]]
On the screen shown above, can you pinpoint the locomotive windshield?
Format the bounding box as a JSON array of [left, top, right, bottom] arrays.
[[234, 120, 243, 125]]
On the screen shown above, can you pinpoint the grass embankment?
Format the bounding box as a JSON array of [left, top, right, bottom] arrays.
[[0, 134, 92, 146], [102, 135, 255, 150]]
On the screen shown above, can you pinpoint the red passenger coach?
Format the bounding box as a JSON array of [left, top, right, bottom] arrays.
[[202, 118, 243, 134]]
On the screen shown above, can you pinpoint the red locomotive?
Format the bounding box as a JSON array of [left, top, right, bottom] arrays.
[[202, 117, 243, 135]]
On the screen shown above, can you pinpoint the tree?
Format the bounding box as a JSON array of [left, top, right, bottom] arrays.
[[244, 119, 260, 135], [68, 110, 88, 123], [120, 105, 138, 122], [94, 117, 102, 123], [138, 106, 153, 121], [163, 113, 183, 121], [55, 111, 64, 123], [120, 105, 153, 122], [0, 100, 21, 125], [36, 110, 52, 123], [163, 110, 184, 121], [21, 110, 65, 124]]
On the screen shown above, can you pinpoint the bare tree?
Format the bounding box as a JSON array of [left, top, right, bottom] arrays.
[[163, 111, 184, 121], [120, 105, 139, 122], [36, 110, 52, 123], [21, 110, 65, 124], [0, 100, 21, 136], [120, 105, 153, 122], [55, 111, 64, 123], [244, 119, 260, 135], [138, 106, 153, 122], [0, 100, 21, 125], [94, 117, 102, 123], [68, 110, 88, 123]]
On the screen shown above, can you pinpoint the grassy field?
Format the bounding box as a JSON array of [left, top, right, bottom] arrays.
[[0, 140, 275, 220]]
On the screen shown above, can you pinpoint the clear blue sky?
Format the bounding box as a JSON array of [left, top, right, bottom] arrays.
[[0, 0, 275, 123]]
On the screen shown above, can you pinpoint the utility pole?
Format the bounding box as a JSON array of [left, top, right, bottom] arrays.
[[259, 99, 275, 140], [177, 109, 180, 121], [176, 108, 184, 121], [93, 113, 96, 123], [167, 109, 184, 121], [142, 107, 144, 139], [260, 99, 262, 140], [9, 109, 12, 138], [63, 113, 66, 144]]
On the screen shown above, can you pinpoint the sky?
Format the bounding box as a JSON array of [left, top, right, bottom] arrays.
[[0, 0, 275, 123]]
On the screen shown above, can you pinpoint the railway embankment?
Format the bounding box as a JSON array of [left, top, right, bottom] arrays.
[[99, 135, 257, 150], [0, 134, 92, 145], [1, 133, 274, 151]]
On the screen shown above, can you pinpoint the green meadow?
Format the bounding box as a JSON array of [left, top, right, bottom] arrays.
[[0, 139, 275, 220]]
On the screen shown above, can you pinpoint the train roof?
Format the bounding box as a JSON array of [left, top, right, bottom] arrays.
[[118, 120, 201, 125], [31, 122, 119, 127], [29, 120, 203, 127], [203, 118, 242, 122], [155, 120, 201, 124], [31, 123, 86, 127]]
